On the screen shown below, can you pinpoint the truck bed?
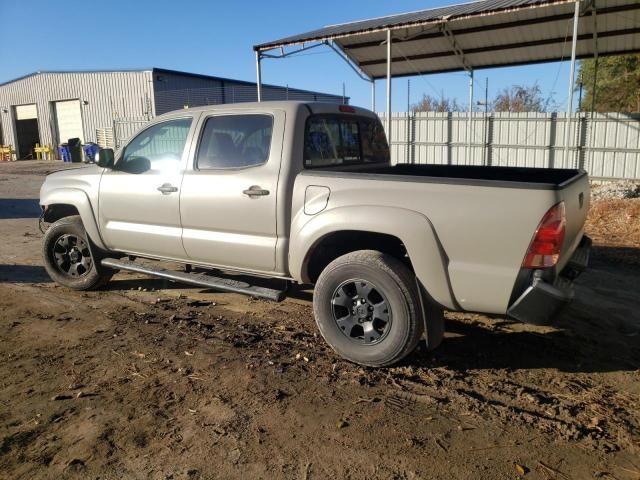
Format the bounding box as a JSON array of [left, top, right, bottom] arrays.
[[317, 164, 585, 190]]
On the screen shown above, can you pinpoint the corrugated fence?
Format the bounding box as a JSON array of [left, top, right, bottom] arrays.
[[379, 112, 640, 180]]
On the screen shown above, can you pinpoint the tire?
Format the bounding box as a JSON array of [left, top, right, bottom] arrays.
[[313, 250, 433, 367], [42, 215, 113, 290]]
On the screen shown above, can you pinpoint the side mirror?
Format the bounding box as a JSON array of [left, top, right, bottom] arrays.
[[96, 148, 115, 169]]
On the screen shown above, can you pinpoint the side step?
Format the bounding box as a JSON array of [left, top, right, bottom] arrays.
[[101, 258, 286, 302]]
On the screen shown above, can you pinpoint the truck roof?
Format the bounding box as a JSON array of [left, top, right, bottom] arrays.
[[157, 101, 376, 119]]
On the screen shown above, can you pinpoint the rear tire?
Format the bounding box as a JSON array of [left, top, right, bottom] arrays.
[[42, 215, 113, 290], [313, 250, 431, 367]]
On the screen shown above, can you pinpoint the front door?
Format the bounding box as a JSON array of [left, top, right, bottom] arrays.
[[180, 111, 284, 273], [98, 116, 196, 260]]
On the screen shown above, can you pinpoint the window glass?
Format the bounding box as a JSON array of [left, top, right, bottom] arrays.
[[304, 115, 389, 168], [119, 118, 192, 173], [361, 118, 390, 163], [197, 115, 273, 169]]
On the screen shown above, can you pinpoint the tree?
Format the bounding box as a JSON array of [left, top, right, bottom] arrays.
[[493, 84, 545, 113], [578, 54, 640, 112], [412, 93, 462, 112]]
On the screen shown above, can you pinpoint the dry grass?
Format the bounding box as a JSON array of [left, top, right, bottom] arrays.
[[584, 198, 640, 265], [585, 198, 640, 248]]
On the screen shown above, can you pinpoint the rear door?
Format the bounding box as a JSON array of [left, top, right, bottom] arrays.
[[98, 115, 196, 259], [180, 110, 284, 273]]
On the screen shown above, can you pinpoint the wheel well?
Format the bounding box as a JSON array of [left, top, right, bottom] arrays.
[[305, 231, 411, 283], [43, 204, 80, 223]]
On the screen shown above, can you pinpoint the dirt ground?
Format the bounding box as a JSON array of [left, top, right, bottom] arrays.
[[0, 161, 638, 480]]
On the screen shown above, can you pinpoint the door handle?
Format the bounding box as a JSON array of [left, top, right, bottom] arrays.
[[157, 183, 178, 194], [243, 185, 270, 197]]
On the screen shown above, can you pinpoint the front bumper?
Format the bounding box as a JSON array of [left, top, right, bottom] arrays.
[[507, 236, 592, 325]]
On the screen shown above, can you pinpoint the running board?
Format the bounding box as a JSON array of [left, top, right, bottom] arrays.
[[101, 258, 286, 302]]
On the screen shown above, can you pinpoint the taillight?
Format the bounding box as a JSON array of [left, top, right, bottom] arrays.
[[522, 202, 566, 269], [339, 105, 356, 113]]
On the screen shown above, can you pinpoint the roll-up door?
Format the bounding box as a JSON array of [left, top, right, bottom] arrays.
[[54, 100, 84, 143]]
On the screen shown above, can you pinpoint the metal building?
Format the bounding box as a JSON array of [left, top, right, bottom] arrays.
[[0, 68, 346, 158]]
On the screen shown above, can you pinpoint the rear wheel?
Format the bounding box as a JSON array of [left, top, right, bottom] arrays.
[[42, 216, 113, 290], [313, 250, 434, 367]]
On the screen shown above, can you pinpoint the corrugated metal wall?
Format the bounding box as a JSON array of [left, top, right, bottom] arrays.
[[152, 70, 345, 115], [0, 71, 154, 154], [379, 112, 640, 180]]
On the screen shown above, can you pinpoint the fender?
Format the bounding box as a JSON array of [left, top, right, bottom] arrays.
[[40, 188, 108, 251], [290, 205, 458, 310]]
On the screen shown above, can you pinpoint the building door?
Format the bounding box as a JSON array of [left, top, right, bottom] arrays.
[[54, 100, 84, 144], [14, 104, 40, 159]]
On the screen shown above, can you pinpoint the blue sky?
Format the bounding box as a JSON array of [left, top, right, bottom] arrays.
[[0, 0, 577, 112]]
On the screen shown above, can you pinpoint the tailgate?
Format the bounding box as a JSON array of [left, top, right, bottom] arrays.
[[556, 173, 590, 272]]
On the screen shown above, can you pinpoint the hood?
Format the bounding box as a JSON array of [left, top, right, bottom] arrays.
[[40, 165, 104, 205]]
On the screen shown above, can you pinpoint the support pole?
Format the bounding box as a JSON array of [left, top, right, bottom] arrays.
[[386, 29, 393, 150], [468, 70, 474, 165], [371, 80, 376, 112], [591, 1, 599, 114], [564, 0, 580, 166], [256, 51, 263, 102]]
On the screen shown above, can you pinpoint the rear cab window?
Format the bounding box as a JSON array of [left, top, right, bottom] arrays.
[[304, 115, 389, 168]]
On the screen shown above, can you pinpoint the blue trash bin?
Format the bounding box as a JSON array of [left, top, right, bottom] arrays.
[[59, 144, 71, 162], [83, 143, 100, 163]]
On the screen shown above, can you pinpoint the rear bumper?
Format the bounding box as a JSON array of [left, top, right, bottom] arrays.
[[507, 236, 592, 325]]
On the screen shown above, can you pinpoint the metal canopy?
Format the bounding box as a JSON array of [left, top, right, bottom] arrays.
[[253, 0, 640, 159], [254, 0, 640, 79]]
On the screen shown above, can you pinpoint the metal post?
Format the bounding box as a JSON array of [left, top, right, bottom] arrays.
[[591, 2, 599, 113], [371, 80, 376, 112], [386, 29, 392, 150], [564, 0, 580, 166], [342, 82, 346, 105], [468, 70, 474, 164], [255, 51, 263, 102]]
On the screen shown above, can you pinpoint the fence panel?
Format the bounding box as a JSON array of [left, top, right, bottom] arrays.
[[379, 112, 640, 180]]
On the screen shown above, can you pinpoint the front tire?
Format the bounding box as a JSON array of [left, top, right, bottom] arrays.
[[313, 250, 429, 367], [42, 216, 112, 290]]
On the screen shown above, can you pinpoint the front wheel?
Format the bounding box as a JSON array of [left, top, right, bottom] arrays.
[[42, 216, 113, 290], [313, 250, 436, 367]]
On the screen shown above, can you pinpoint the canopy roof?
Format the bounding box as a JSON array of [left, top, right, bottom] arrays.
[[254, 0, 640, 79]]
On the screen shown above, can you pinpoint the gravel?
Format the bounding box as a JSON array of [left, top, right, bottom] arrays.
[[591, 181, 640, 201]]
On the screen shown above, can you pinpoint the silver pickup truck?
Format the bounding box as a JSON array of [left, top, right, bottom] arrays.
[[40, 101, 591, 367]]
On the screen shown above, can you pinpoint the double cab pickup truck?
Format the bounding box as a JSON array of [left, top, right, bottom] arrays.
[[40, 101, 591, 367]]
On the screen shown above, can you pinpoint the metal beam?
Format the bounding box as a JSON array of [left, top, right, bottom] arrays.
[[386, 29, 392, 150], [325, 41, 372, 82], [367, 46, 640, 79], [371, 80, 376, 111], [468, 70, 474, 164], [564, 0, 581, 167], [255, 51, 263, 102], [590, 1, 599, 113], [359, 26, 640, 68], [440, 24, 472, 72]]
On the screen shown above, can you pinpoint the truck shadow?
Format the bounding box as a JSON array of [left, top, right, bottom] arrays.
[[409, 245, 640, 374], [415, 314, 640, 374], [0, 199, 41, 219], [0, 264, 51, 283]]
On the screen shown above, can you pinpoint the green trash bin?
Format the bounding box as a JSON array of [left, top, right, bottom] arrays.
[[68, 138, 82, 163]]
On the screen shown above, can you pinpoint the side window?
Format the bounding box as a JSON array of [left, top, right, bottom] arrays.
[[119, 118, 192, 173], [196, 115, 273, 170], [304, 117, 361, 168]]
